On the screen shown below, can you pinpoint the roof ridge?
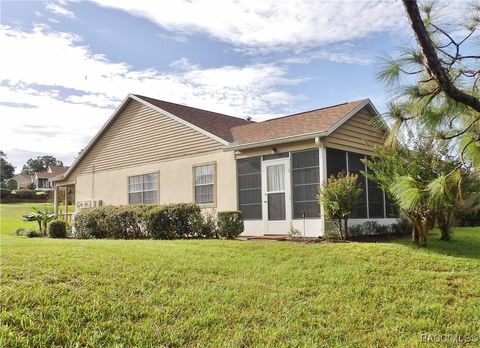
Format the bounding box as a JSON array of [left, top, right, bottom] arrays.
[[133, 94, 254, 123]]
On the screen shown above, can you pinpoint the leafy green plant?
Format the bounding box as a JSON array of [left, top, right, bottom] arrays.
[[22, 207, 55, 236], [288, 223, 302, 240], [318, 173, 361, 240], [48, 219, 67, 238]]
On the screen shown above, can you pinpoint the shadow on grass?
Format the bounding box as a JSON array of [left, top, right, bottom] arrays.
[[392, 227, 480, 260]]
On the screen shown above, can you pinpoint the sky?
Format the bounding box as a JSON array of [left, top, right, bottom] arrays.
[[0, 0, 459, 171]]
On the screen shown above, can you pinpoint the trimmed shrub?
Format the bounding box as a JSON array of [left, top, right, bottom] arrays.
[[217, 211, 244, 239], [26, 182, 36, 190], [48, 219, 67, 238], [26, 229, 41, 238], [0, 188, 11, 200], [75, 203, 212, 240], [74, 206, 146, 239], [74, 209, 98, 239], [15, 190, 36, 199], [144, 203, 203, 239]]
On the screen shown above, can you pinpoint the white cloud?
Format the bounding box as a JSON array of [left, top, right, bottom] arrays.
[[90, 0, 405, 50], [283, 50, 373, 65], [0, 25, 301, 169], [45, 1, 76, 19]]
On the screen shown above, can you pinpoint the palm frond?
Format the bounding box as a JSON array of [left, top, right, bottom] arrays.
[[391, 176, 423, 212]]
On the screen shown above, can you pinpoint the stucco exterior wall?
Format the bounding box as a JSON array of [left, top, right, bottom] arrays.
[[73, 150, 237, 211]]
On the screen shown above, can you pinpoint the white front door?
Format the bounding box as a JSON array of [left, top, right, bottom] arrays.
[[262, 157, 291, 234]]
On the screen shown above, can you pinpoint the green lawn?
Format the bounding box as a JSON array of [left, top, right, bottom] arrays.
[[1, 203, 479, 347]]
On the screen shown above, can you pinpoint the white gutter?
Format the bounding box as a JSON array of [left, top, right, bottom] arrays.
[[225, 131, 328, 151]]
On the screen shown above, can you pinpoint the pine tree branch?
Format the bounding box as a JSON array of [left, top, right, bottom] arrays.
[[402, 0, 480, 113]]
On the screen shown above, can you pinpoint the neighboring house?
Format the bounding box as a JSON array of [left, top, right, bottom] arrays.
[[52, 94, 398, 237], [10, 173, 33, 189], [34, 165, 69, 191]]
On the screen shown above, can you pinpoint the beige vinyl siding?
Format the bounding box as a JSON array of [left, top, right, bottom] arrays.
[[69, 99, 223, 177], [324, 108, 386, 155]]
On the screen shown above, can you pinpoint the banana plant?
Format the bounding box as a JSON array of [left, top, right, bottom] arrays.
[[23, 208, 55, 236]]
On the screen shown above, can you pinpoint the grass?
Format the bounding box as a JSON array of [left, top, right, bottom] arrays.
[[1, 203, 479, 347]]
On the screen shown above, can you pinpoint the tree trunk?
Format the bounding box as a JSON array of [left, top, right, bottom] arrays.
[[338, 219, 344, 240], [415, 217, 427, 247], [439, 211, 451, 241], [344, 218, 349, 240], [426, 215, 435, 231], [412, 223, 419, 244]]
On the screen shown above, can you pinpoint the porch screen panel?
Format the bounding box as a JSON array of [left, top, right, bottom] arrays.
[[347, 152, 368, 218], [326, 148, 347, 178], [385, 193, 400, 218], [292, 149, 320, 218], [237, 157, 262, 220], [368, 178, 385, 218]]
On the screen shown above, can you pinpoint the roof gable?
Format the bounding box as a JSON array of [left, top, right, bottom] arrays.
[[59, 97, 224, 180]]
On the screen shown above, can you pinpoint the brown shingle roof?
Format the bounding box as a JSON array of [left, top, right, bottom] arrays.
[[230, 99, 368, 145], [48, 165, 69, 175], [134, 95, 254, 142], [36, 172, 58, 179]]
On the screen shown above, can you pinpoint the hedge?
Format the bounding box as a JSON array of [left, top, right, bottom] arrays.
[[0, 189, 11, 200], [74, 206, 146, 239], [144, 203, 204, 239], [13, 190, 36, 199], [74, 203, 216, 240]]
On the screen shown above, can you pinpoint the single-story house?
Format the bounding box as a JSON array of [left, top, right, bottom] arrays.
[[34, 165, 69, 191], [52, 94, 398, 237], [10, 173, 34, 190]]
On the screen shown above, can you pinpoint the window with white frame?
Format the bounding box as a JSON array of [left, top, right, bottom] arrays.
[[194, 164, 215, 204], [128, 173, 158, 204]]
